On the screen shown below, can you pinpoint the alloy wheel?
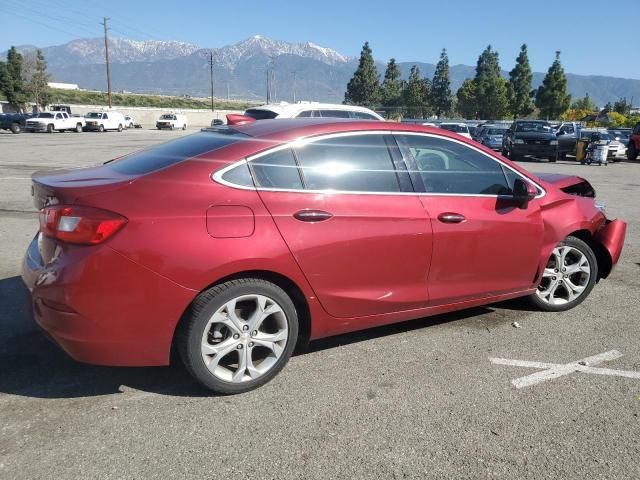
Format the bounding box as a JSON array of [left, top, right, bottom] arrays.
[[536, 246, 591, 305], [200, 294, 288, 383]]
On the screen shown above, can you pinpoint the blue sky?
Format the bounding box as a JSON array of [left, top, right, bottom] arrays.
[[1, 0, 639, 79]]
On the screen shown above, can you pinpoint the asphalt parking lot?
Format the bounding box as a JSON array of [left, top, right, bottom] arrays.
[[1, 129, 639, 479]]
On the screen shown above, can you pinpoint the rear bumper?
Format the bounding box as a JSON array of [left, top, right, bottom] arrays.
[[595, 219, 626, 274], [21, 234, 195, 366]]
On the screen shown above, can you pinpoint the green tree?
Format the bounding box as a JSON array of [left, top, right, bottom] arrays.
[[456, 78, 477, 119], [535, 51, 571, 119], [508, 44, 535, 118], [380, 58, 402, 116], [0, 46, 29, 110], [474, 45, 509, 119], [344, 41, 379, 108], [613, 97, 631, 115], [571, 93, 597, 111], [403, 65, 430, 118], [26, 50, 51, 110], [431, 48, 453, 117], [601, 102, 613, 113]]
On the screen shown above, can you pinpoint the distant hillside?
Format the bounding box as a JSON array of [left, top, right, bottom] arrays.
[[9, 36, 640, 107]]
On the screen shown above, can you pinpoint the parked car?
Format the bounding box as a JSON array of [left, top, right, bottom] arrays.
[[25, 111, 85, 133], [156, 113, 188, 130], [438, 122, 472, 139], [243, 102, 384, 120], [579, 129, 626, 161], [628, 123, 640, 160], [22, 117, 626, 394], [476, 125, 508, 151], [0, 112, 34, 134], [608, 128, 631, 145], [502, 120, 558, 161], [124, 115, 136, 129], [84, 111, 126, 132]]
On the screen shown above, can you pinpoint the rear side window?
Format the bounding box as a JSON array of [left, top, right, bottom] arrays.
[[295, 110, 313, 118], [351, 111, 379, 120], [250, 148, 303, 189], [106, 131, 246, 175], [318, 110, 351, 118], [294, 134, 400, 192], [397, 134, 510, 195], [244, 109, 279, 120]]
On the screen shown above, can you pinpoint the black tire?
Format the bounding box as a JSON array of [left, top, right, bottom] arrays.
[[628, 143, 638, 161], [178, 278, 299, 394], [10, 123, 21, 134], [182, 124, 187, 130], [548, 153, 557, 162], [75, 123, 83, 133], [527, 236, 598, 312], [97, 124, 104, 132], [501, 148, 509, 157], [170, 124, 174, 130], [558, 151, 567, 160], [117, 124, 123, 132], [129, 122, 134, 129], [46, 123, 54, 133]]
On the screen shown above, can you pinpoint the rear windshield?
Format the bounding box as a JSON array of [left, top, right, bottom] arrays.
[[244, 109, 279, 120], [440, 124, 468, 133], [105, 131, 247, 175]]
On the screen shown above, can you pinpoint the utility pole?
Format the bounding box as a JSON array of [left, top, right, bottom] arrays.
[[266, 55, 275, 103], [208, 51, 215, 112], [101, 17, 112, 108], [292, 70, 297, 103]]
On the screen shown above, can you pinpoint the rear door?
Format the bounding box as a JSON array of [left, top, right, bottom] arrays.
[[250, 132, 433, 319], [395, 132, 544, 305]]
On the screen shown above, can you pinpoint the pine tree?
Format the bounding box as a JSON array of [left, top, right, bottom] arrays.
[[508, 44, 535, 118], [0, 46, 29, 110], [344, 42, 380, 108], [403, 65, 430, 118], [571, 94, 597, 111], [27, 50, 51, 110], [431, 49, 453, 117], [456, 78, 477, 119], [380, 58, 402, 116], [613, 97, 631, 115], [473, 45, 509, 119], [535, 51, 571, 119]]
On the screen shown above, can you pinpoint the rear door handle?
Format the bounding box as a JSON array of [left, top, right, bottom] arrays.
[[293, 210, 333, 222], [437, 212, 466, 224]]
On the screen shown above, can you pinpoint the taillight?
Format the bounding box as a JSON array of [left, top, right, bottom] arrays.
[[39, 205, 127, 245]]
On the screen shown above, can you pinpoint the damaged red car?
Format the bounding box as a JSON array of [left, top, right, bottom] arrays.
[[22, 117, 626, 393]]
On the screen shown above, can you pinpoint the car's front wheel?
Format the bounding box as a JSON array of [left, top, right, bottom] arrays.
[[528, 236, 598, 312], [178, 279, 299, 394]]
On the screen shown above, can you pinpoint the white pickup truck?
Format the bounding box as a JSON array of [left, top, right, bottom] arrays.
[[25, 111, 85, 133]]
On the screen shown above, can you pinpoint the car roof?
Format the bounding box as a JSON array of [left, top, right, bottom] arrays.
[[247, 102, 381, 116], [210, 118, 471, 144]]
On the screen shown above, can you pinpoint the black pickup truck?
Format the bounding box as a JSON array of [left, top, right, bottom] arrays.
[[501, 120, 559, 162], [0, 113, 34, 134]]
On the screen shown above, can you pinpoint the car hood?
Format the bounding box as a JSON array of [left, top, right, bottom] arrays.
[[534, 172, 596, 197], [27, 118, 52, 123]]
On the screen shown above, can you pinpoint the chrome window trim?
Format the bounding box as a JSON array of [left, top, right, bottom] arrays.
[[212, 130, 546, 199]]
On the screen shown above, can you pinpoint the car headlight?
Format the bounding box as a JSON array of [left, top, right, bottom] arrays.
[[514, 139, 525, 144], [550, 140, 558, 145]]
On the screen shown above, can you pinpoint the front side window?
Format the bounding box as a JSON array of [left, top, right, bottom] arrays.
[[397, 134, 511, 195], [294, 134, 400, 192]]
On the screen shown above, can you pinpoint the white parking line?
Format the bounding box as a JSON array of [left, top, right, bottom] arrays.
[[490, 350, 640, 388]]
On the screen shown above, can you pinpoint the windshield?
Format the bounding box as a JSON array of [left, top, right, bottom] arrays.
[[515, 122, 552, 133], [486, 128, 506, 136], [85, 112, 103, 119], [609, 130, 630, 139], [35, 113, 54, 118], [244, 109, 279, 120], [440, 124, 468, 133], [160, 114, 175, 120], [581, 131, 611, 140]]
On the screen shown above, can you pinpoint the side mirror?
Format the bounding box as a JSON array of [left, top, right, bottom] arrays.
[[512, 178, 537, 206]]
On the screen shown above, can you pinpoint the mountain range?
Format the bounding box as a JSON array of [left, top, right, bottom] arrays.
[[10, 35, 640, 108]]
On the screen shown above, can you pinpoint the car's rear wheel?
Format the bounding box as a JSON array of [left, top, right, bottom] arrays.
[[117, 124, 123, 132], [75, 123, 82, 133], [182, 124, 187, 130], [178, 279, 299, 394], [46, 123, 54, 133], [528, 236, 598, 312]]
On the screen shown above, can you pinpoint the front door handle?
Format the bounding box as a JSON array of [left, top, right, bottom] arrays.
[[293, 210, 333, 222], [437, 212, 466, 224]]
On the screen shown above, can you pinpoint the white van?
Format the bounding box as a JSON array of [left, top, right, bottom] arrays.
[[156, 113, 188, 130], [84, 111, 126, 132]]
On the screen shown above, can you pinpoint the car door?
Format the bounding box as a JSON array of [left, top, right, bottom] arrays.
[[250, 132, 433, 318], [395, 132, 544, 305]]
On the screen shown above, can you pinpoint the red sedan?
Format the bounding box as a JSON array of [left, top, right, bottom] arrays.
[[22, 117, 626, 393]]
